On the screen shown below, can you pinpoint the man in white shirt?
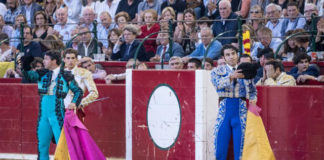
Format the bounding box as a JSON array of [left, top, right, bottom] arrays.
[[97, 11, 114, 49], [95, 0, 120, 22], [53, 7, 77, 44], [63, 0, 82, 23], [265, 3, 284, 39]]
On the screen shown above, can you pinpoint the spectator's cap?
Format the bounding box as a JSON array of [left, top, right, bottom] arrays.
[[237, 62, 258, 79], [257, 47, 274, 58]]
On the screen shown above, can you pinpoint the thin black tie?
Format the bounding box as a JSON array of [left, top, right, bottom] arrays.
[[233, 67, 237, 85]]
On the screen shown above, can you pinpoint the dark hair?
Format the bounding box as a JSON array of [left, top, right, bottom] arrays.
[[45, 50, 61, 65], [31, 57, 44, 69], [237, 62, 258, 79], [63, 48, 78, 58], [24, 25, 33, 35], [294, 30, 310, 43], [220, 44, 238, 56], [33, 11, 48, 30], [293, 53, 311, 64], [283, 30, 298, 54], [265, 60, 282, 71], [198, 16, 212, 27], [287, 2, 298, 8], [188, 58, 201, 68], [204, 58, 214, 67], [0, 33, 9, 45], [239, 54, 252, 62], [257, 47, 273, 58]]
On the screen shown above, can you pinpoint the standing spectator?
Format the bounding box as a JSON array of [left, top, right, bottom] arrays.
[[280, 2, 306, 36], [114, 11, 130, 31], [161, 0, 186, 21], [256, 27, 282, 53], [150, 31, 184, 62], [95, 0, 120, 23], [10, 14, 26, 48], [33, 11, 54, 41], [105, 28, 121, 60], [257, 60, 296, 86], [20, 0, 43, 27], [116, 0, 142, 21], [0, 15, 14, 40], [304, 3, 319, 32], [187, 58, 202, 70], [77, 27, 103, 59], [265, 3, 284, 39], [53, 7, 76, 43], [138, 0, 162, 18], [64, 0, 82, 23], [248, 5, 266, 32], [98, 11, 114, 49], [0, 33, 13, 62], [17, 25, 43, 58], [80, 56, 107, 80], [212, 0, 238, 45], [111, 24, 147, 61], [174, 8, 198, 56], [138, 9, 160, 59], [288, 53, 320, 83], [168, 56, 184, 69], [4, 0, 21, 25]]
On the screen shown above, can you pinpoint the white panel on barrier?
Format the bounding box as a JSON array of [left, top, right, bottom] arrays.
[[126, 69, 132, 160]]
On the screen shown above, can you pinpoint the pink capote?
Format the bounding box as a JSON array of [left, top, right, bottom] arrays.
[[64, 110, 106, 160]]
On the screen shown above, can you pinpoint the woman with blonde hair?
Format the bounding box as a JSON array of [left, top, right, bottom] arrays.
[[114, 11, 130, 31], [248, 5, 266, 32]]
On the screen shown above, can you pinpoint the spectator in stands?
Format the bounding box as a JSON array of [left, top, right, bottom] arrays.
[[4, 64, 22, 78], [265, 3, 284, 39], [106, 28, 121, 60], [33, 11, 53, 41], [239, 54, 253, 64], [212, 0, 238, 45], [280, 2, 306, 36], [150, 31, 184, 62], [239, 24, 262, 61], [161, 0, 186, 21], [80, 56, 107, 80], [31, 57, 44, 70], [0, 33, 13, 62], [205, 0, 219, 19], [138, 9, 160, 59], [64, 0, 82, 23], [66, 27, 80, 50], [257, 60, 296, 86], [254, 48, 275, 83], [203, 58, 214, 70], [41, 34, 65, 51], [116, 0, 142, 21], [111, 24, 147, 61], [316, 17, 324, 51], [0, 15, 14, 41], [114, 11, 130, 30], [17, 25, 43, 58], [160, 7, 176, 31], [280, 30, 298, 61], [248, 5, 266, 32], [20, 0, 42, 27], [43, 0, 56, 25], [95, 0, 120, 22], [105, 58, 139, 83], [174, 8, 198, 56], [293, 29, 311, 53], [11, 14, 26, 48], [168, 56, 183, 69], [288, 53, 320, 83], [81, 7, 96, 31], [273, 0, 288, 16], [304, 3, 319, 32], [53, 7, 77, 43], [235, 0, 250, 18], [318, 75, 324, 82], [77, 27, 103, 58], [138, 0, 162, 19], [187, 58, 202, 70], [182, 27, 222, 62], [4, 0, 21, 25], [196, 17, 212, 45], [256, 27, 282, 53], [186, 0, 203, 19], [98, 11, 114, 49], [81, 0, 96, 15]]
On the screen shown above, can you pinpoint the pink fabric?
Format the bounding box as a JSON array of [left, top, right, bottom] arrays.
[[248, 104, 262, 116], [64, 110, 106, 160]]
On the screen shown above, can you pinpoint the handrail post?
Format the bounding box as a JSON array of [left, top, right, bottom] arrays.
[[160, 20, 174, 70], [92, 20, 98, 54], [19, 23, 24, 53], [310, 14, 317, 52], [238, 16, 243, 55]]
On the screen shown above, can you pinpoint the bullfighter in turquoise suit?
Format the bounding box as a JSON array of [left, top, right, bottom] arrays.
[[21, 50, 83, 160]]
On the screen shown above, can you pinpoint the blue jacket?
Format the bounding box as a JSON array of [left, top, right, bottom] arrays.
[[288, 65, 320, 79], [111, 40, 148, 61], [189, 40, 222, 60], [212, 12, 238, 45], [156, 42, 184, 61]]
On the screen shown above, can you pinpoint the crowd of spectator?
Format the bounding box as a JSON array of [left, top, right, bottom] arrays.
[[0, 0, 323, 84]]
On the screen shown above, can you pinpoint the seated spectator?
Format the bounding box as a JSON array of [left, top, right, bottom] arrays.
[[248, 5, 266, 32], [168, 56, 183, 69], [273, 0, 288, 16], [104, 58, 140, 84], [239, 54, 252, 64], [41, 34, 65, 52], [95, 0, 120, 22], [212, 0, 238, 45], [137, 0, 162, 18], [19, 0, 42, 27], [182, 27, 222, 62], [4, 0, 21, 25], [288, 53, 320, 83], [98, 11, 114, 49], [0, 15, 14, 40], [256, 27, 282, 53], [30, 57, 44, 70], [174, 8, 198, 56], [64, 0, 82, 23], [111, 24, 147, 61], [196, 17, 212, 45], [315, 17, 324, 51], [186, 0, 203, 19], [187, 58, 202, 70], [66, 27, 80, 50], [304, 3, 319, 32], [80, 57, 107, 80], [11, 14, 26, 48], [4, 65, 22, 78], [138, 9, 160, 59], [80, 6, 96, 31], [150, 31, 184, 62], [161, 0, 186, 21], [254, 48, 275, 83], [115, 0, 141, 21], [203, 58, 214, 70], [160, 7, 176, 31], [105, 28, 121, 60], [43, 0, 56, 25], [281, 30, 299, 61], [77, 27, 103, 59], [17, 26, 43, 58], [280, 2, 306, 36], [257, 60, 296, 86], [53, 7, 77, 44], [293, 29, 311, 54], [33, 11, 54, 41], [265, 3, 284, 39], [0, 33, 13, 62], [114, 11, 130, 31]]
